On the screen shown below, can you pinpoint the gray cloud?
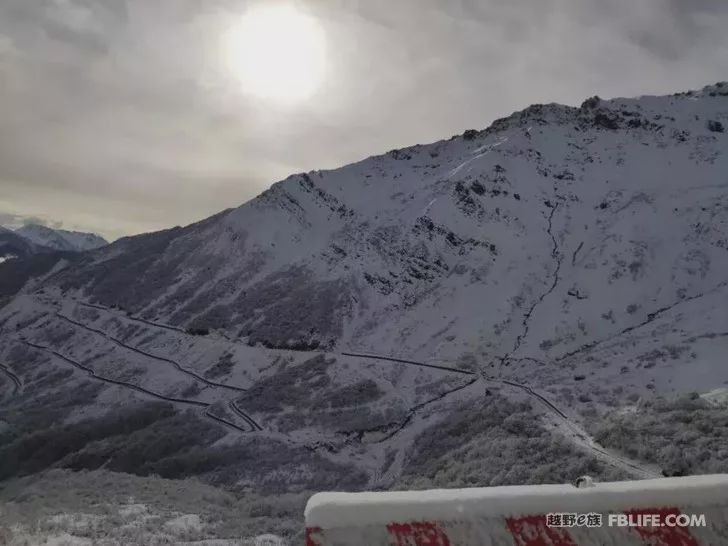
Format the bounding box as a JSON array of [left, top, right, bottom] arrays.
[[0, 212, 62, 230], [0, 0, 727, 240]]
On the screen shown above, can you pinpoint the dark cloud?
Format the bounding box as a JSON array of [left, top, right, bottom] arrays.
[[1, 0, 727, 240], [20, 216, 53, 228], [0, 212, 62, 230]]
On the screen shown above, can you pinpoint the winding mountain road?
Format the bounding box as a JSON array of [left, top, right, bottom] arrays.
[[205, 407, 257, 434], [501, 379, 568, 419], [17, 338, 258, 434], [60, 298, 660, 477], [499, 378, 661, 479], [377, 376, 480, 443], [56, 312, 246, 392], [20, 339, 208, 407], [230, 399, 263, 431], [0, 362, 21, 396], [342, 350, 660, 479], [78, 301, 186, 334], [341, 352, 475, 375]]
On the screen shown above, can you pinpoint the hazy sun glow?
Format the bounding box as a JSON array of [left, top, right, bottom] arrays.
[[223, 4, 326, 104]]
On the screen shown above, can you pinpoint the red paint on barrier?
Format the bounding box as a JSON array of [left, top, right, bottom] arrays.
[[505, 515, 577, 546], [308, 507, 708, 545], [624, 508, 699, 546], [386, 521, 452, 546], [305, 526, 323, 546]]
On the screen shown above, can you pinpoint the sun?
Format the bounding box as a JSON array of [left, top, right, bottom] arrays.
[[223, 4, 326, 104]]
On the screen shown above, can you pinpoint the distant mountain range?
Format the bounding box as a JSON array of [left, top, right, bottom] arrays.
[[0, 224, 107, 263], [14, 224, 108, 252], [0, 227, 39, 263]]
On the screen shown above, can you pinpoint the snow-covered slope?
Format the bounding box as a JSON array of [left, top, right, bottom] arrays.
[[14, 224, 108, 252], [0, 227, 47, 262], [37, 83, 728, 370], [1, 82, 728, 506]]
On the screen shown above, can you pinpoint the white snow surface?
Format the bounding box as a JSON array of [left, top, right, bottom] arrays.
[[14, 224, 107, 251]]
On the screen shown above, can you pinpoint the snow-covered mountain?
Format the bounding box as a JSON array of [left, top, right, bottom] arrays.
[[13, 224, 108, 252], [0, 226, 47, 262], [1, 83, 728, 535], [27, 83, 728, 372]]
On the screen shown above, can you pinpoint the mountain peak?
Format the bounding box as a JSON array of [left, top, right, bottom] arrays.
[[14, 224, 108, 252]]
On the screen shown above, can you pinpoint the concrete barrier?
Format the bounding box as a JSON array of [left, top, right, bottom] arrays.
[[305, 475, 728, 545]]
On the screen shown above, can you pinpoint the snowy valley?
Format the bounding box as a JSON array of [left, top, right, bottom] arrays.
[[1, 83, 728, 544]]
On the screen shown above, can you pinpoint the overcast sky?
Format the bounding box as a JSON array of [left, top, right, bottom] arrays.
[[1, 0, 727, 240]]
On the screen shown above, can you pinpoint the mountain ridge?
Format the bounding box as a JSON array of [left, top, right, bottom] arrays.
[[1, 81, 727, 512], [14, 224, 108, 252], [39, 83, 727, 357]]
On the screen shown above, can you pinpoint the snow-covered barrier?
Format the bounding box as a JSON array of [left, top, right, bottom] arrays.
[[305, 475, 728, 545]]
